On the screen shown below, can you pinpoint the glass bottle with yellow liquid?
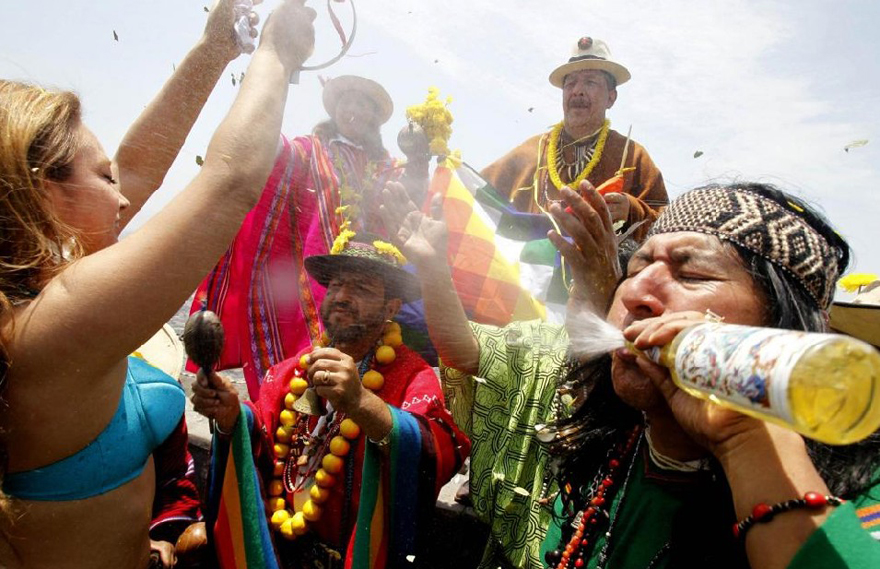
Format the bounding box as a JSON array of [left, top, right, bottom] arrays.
[[637, 323, 880, 445]]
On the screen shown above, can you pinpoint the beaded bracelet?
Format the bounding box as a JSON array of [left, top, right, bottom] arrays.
[[733, 492, 844, 538]]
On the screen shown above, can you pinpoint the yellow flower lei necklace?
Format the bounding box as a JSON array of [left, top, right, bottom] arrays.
[[268, 322, 404, 540], [545, 119, 610, 191]]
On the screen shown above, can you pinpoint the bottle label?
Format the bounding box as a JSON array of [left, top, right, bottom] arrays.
[[673, 323, 831, 424]]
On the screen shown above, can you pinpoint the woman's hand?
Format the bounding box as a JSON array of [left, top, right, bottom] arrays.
[[624, 311, 764, 455], [258, 0, 317, 72], [203, 0, 261, 62], [380, 182, 448, 272], [548, 182, 621, 313], [191, 370, 241, 434]]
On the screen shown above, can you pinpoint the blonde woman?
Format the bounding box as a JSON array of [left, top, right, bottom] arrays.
[[0, 1, 316, 567]]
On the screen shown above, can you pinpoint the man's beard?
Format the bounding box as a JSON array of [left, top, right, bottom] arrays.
[[327, 321, 369, 344], [321, 302, 386, 345]]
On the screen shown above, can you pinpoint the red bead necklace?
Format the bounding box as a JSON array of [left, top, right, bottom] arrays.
[[551, 425, 642, 569]]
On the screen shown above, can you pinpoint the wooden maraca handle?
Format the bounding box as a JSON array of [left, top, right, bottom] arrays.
[[182, 310, 225, 371]]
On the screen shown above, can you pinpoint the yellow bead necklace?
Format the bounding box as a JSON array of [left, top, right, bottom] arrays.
[[268, 321, 403, 540], [545, 119, 610, 191]]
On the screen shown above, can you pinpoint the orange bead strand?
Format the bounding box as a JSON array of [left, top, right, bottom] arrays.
[[267, 328, 399, 539]]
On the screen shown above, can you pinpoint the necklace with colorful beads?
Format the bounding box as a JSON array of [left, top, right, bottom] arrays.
[[545, 424, 642, 569], [268, 321, 404, 540]]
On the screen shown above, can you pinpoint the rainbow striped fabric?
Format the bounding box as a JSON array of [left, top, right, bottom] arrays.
[[857, 503, 880, 539], [207, 405, 427, 569], [429, 160, 568, 326], [349, 406, 421, 568], [207, 406, 279, 569]]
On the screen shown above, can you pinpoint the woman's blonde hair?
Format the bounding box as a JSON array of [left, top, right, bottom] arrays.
[[0, 80, 85, 513], [0, 81, 84, 304]]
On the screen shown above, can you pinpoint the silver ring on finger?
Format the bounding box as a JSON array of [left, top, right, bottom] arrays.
[[704, 309, 724, 323]]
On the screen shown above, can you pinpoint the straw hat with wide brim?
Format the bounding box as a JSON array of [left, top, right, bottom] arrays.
[[305, 233, 421, 303], [132, 323, 185, 379], [829, 282, 880, 348], [549, 36, 631, 88], [322, 75, 394, 126]]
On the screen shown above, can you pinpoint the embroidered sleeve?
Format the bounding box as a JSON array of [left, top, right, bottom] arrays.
[[787, 501, 880, 568]]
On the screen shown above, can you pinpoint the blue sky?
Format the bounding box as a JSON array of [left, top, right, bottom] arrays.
[[2, 0, 879, 296]]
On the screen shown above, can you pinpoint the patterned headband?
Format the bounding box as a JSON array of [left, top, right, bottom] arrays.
[[648, 186, 840, 309]]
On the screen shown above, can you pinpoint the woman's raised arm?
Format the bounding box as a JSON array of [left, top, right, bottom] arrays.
[[116, 0, 260, 228], [12, 0, 316, 386]]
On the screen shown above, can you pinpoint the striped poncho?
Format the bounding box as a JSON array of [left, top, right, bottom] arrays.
[[205, 345, 470, 569]]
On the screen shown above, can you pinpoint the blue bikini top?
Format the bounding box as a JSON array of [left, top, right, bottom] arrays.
[[3, 356, 185, 501]]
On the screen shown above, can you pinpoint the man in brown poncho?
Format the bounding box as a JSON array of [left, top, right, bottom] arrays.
[[481, 36, 668, 241]]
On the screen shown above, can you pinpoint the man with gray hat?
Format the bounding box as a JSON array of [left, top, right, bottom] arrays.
[[482, 36, 667, 241]]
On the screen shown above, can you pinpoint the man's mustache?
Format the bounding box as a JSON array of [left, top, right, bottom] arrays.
[[328, 302, 356, 315]]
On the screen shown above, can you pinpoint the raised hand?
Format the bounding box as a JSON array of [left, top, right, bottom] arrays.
[[379, 181, 448, 270], [548, 181, 621, 314], [381, 186, 479, 374], [259, 0, 317, 73], [203, 0, 261, 62]]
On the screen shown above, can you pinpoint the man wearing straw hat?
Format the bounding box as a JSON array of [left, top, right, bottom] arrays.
[[481, 36, 668, 241], [192, 233, 469, 569]]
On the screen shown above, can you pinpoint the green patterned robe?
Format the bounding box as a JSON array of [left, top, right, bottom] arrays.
[[442, 320, 570, 569]]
